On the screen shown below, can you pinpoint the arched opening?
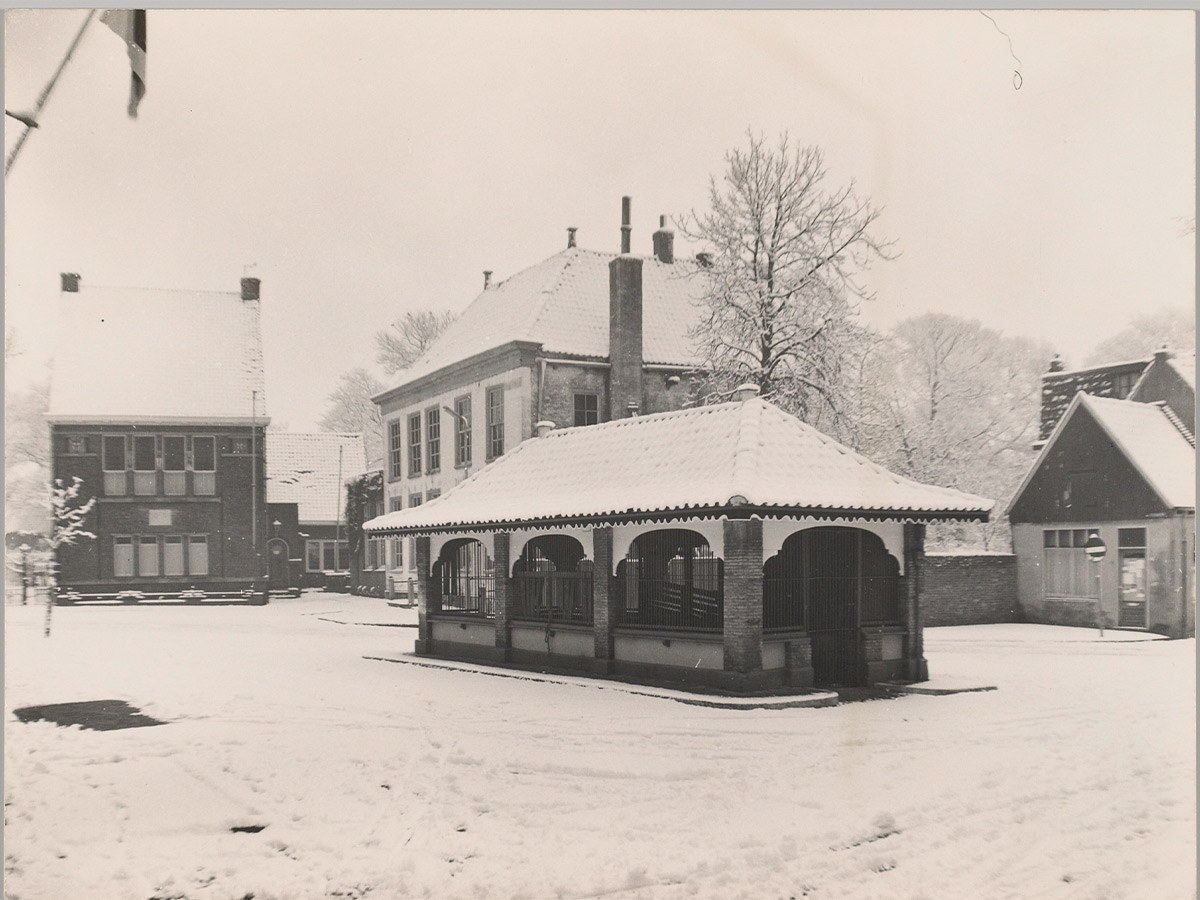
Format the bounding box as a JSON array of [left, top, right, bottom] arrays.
[[432, 539, 495, 617], [616, 529, 723, 631], [764, 526, 901, 686], [267, 538, 290, 591], [512, 535, 594, 623]]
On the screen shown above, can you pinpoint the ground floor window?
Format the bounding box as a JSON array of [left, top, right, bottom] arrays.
[[366, 536, 386, 570], [1043, 529, 1098, 598], [113, 534, 209, 578], [306, 539, 349, 572]]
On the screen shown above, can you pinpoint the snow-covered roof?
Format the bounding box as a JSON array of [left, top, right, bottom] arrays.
[[1009, 393, 1196, 515], [47, 284, 267, 423], [266, 433, 367, 524], [365, 397, 993, 535], [1168, 352, 1195, 391], [377, 247, 708, 396]]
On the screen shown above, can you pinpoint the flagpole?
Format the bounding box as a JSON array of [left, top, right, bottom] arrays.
[[5, 9, 96, 177]]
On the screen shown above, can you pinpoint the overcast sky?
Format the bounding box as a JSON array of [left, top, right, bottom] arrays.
[[5, 9, 1194, 431]]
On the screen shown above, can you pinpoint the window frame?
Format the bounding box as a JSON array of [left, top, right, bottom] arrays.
[[425, 407, 441, 474], [486, 385, 504, 460], [389, 419, 404, 479], [573, 392, 600, 427], [407, 413, 422, 477], [188, 535, 209, 576], [454, 395, 472, 467], [113, 535, 134, 578]]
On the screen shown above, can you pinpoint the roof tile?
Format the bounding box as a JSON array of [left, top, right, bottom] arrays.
[[266, 433, 367, 523]]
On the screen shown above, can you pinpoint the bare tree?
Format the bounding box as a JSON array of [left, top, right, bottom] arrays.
[[45, 477, 96, 635], [375, 310, 456, 375], [683, 130, 895, 428], [319, 368, 385, 466], [1086, 307, 1195, 366]]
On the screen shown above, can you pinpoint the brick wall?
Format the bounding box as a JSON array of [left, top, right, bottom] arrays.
[[922, 553, 1018, 626]]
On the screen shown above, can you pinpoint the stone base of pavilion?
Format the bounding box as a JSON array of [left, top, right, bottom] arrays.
[[409, 516, 936, 695]]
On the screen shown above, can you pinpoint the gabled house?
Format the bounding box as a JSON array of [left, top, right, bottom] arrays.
[[265, 432, 366, 591], [364, 386, 992, 691], [1008, 389, 1195, 637], [371, 198, 710, 598], [1035, 355, 1150, 447], [47, 274, 270, 601]]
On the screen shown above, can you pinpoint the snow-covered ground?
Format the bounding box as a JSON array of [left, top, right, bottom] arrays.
[[4, 595, 1195, 900]]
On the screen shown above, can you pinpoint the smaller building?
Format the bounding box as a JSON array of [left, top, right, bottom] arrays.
[[1036, 355, 1150, 447], [1008, 391, 1195, 636], [365, 387, 992, 692], [265, 432, 366, 590]]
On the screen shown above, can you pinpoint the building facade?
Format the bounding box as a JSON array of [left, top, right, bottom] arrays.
[[47, 274, 270, 601], [371, 200, 709, 597]]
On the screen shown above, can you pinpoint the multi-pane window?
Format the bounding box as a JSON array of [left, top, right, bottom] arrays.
[[103, 435, 127, 495], [389, 420, 404, 479], [162, 436, 186, 495], [306, 539, 350, 572], [1114, 372, 1138, 399], [114, 536, 134, 577], [454, 396, 472, 466], [193, 436, 216, 495], [1043, 529, 1099, 598], [426, 408, 441, 473], [427, 488, 441, 502], [574, 393, 599, 427], [408, 414, 422, 477], [188, 535, 209, 576], [486, 386, 504, 459], [66, 435, 88, 454], [389, 497, 403, 568], [133, 435, 157, 495], [409, 493, 422, 508]]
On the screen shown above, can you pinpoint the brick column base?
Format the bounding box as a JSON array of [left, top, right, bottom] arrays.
[[415, 537, 434, 654], [785, 636, 814, 688], [591, 526, 615, 675]]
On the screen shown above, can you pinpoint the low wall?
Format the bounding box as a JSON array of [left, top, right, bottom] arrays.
[[922, 553, 1018, 626]]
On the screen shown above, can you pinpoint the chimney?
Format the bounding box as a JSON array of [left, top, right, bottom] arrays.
[[534, 420, 556, 438], [695, 252, 713, 269], [620, 196, 632, 254], [1047, 354, 1064, 373], [483, 270, 492, 290], [60, 272, 81, 293], [1154, 344, 1171, 365], [567, 227, 577, 249], [652, 215, 674, 264], [609, 251, 644, 420], [240, 277, 260, 301], [733, 383, 761, 402]]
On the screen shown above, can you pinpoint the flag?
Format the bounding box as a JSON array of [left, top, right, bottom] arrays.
[[100, 9, 146, 118]]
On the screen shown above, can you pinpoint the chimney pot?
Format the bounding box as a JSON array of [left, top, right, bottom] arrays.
[[483, 270, 493, 290], [652, 214, 674, 264], [567, 227, 577, 249], [534, 420, 556, 437], [240, 277, 260, 301], [620, 196, 632, 254], [695, 252, 713, 268], [1154, 344, 1171, 364], [733, 383, 761, 402], [1048, 354, 1064, 373], [60, 272, 81, 293]]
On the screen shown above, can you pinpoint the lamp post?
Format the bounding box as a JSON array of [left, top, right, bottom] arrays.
[[18, 544, 31, 605], [1085, 531, 1107, 637]]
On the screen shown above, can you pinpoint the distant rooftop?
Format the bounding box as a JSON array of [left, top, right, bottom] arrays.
[[266, 432, 367, 524]]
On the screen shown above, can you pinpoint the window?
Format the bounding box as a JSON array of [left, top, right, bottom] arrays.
[[389, 419, 404, 479], [1114, 371, 1138, 399], [139, 535, 159, 577], [162, 436, 186, 495], [66, 435, 88, 454], [389, 497, 403, 567], [426, 408, 441, 473], [114, 536, 134, 577], [133, 435, 157, 495], [306, 539, 350, 572], [409, 493, 422, 508], [1042, 529, 1098, 598], [454, 395, 472, 467], [408, 414, 422, 476], [426, 488, 441, 502], [192, 436, 216, 496], [231, 437, 251, 454], [163, 535, 185, 576], [486, 386, 504, 459], [574, 393, 599, 427], [1119, 528, 1147, 548], [307, 541, 321, 572], [103, 435, 127, 496], [188, 535, 209, 576]]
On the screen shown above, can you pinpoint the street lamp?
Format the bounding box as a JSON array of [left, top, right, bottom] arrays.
[[18, 544, 31, 606]]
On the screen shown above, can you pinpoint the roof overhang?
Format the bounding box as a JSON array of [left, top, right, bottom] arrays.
[[371, 340, 543, 411], [46, 415, 272, 426], [364, 503, 991, 537]]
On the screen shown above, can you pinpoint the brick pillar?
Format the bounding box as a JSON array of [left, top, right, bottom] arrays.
[[415, 537, 435, 653], [493, 532, 513, 660], [723, 518, 764, 675], [785, 636, 814, 688], [903, 523, 928, 682], [592, 526, 615, 673]]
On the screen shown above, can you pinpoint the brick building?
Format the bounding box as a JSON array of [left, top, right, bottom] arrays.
[[264, 432, 366, 591], [47, 274, 270, 600], [365, 386, 992, 692], [371, 198, 710, 597], [1008, 351, 1195, 637]]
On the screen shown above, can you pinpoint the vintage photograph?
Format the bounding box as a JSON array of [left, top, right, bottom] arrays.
[[4, 8, 1195, 899]]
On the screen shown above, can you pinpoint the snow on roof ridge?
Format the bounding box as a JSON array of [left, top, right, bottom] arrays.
[[1043, 357, 1150, 379], [729, 398, 764, 498]]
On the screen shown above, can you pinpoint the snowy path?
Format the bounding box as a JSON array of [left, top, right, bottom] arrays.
[[4, 598, 1195, 900]]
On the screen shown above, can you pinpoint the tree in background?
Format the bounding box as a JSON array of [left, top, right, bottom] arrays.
[[319, 368, 385, 466], [375, 310, 456, 375], [4, 378, 50, 535], [860, 314, 1054, 549], [44, 477, 96, 636], [684, 131, 895, 433], [1086, 307, 1195, 366]]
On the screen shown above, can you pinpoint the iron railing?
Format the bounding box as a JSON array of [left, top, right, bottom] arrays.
[[763, 575, 901, 631], [617, 578, 723, 632], [435, 574, 495, 618], [512, 572, 594, 624]]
